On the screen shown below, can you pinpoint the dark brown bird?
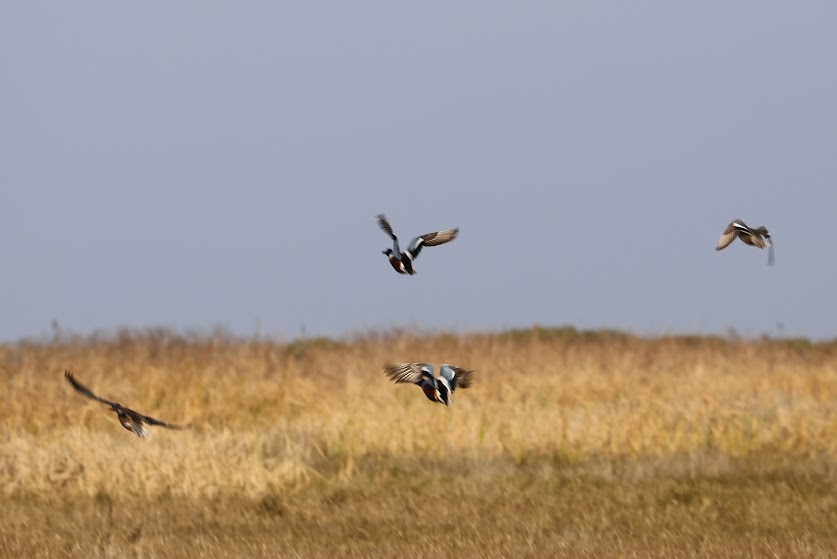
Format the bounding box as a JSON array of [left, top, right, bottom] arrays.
[[377, 214, 459, 275], [64, 370, 188, 437], [716, 219, 774, 265]]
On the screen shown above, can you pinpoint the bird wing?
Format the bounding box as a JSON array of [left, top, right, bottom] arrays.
[[139, 412, 189, 430], [377, 214, 402, 255], [767, 243, 775, 266], [749, 235, 768, 249], [715, 222, 740, 251], [376, 214, 397, 241], [406, 228, 458, 259], [730, 220, 752, 234], [64, 370, 119, 407], [749, 227, 771, 249], [383, 363, 434, 385], [439, 364, 474, 391], [418, 228, 459, 247]]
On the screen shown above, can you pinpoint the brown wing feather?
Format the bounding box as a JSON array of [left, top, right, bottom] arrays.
[[139, 412, 189, 430], [419, 228, 459, 247], [715, 224, 738, 251], [65, 370, 118, 407], [448, 366, 474, 390], [746, 234, 768, 249], [382, 363, 427, 384], [376, 214, 397, 240]]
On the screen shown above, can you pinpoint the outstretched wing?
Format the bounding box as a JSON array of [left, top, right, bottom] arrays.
[[438, 364, 474, 392], [716, 221, 745, 251], [65, 370, 118, 407], [420, 228, 459, 247], [376, 214, 397, 241], [383, 362, 434, 385], [407, 227, 459, 259], [139, 412, 189, 430], [377, 214, 402, 255]]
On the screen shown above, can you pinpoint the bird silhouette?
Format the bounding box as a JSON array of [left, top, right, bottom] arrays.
[[383, 362, 474, 405], [376, 214, 458, 274], [65, 370, 188, 437], [716, 219, 774, 265]]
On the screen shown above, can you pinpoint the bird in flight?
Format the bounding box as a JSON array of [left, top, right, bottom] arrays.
[[376, 214, 458, 275], [64, 370, 188, 437], [383, 362, 474, 406], [716, 219, 774, 265]]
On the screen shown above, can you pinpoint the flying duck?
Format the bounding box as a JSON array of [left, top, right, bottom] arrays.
[[383, 362, 474, 406], [716, 219, 774, 265], [376, 214, 459, 275], [65, 370, 188, 437]]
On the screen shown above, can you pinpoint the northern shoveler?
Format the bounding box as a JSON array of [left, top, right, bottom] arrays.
[[65, 370, 189, 437], [716, 219, 774, 265], [383, 362, 474, 406], [376, 214, 458, 275]]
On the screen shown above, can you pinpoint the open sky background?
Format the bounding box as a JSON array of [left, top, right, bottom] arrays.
[[2, 3, 836, 342]]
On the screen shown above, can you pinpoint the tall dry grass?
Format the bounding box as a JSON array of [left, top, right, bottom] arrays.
[[1, 327, 834, 501], [3, 328, 837, 557]]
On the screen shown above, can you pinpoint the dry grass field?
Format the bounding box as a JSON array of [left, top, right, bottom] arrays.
[[1, 327, 835, 558]]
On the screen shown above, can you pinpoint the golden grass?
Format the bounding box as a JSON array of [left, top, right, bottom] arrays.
[[1, 327, 835, 557]]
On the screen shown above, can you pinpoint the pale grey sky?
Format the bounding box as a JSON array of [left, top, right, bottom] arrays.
[[2, 3, 836, 342]]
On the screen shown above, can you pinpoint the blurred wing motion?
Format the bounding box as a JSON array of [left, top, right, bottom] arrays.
[[65, 370, 117, 407], [383, 362, 432, 384], [439, 364, 474, 391], [384, 362, 474, 406], [139, 412, 189, 430], [65, 369, 189, 434], [407, 228, 459, 259], [716, 220, 747, 251], [376, 214, 397, 241], [418, 228, 459, 247], [383, 362, 445, 404], [437, 364, 474, 405], [715, 229, 737, 250], [767, 242, 775, 266]]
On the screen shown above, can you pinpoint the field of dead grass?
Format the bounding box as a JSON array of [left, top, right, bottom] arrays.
[[1, 327, 835, 557]]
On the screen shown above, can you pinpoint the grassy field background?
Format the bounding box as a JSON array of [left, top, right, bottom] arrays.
[[1, 327, 835, 557]]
